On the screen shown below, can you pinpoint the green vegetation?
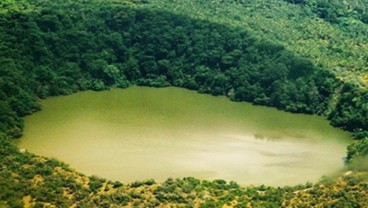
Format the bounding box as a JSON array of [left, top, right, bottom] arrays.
[[0, 0, 367, 207], [146, 0, 368, 87], [1, 134, 368, 207], [0, 0, 366, 136]]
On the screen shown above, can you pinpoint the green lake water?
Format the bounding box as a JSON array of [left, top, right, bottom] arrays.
[[17, 86, 351, 186]]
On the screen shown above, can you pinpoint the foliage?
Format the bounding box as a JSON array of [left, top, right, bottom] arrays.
[[146, 0, 368, 88], [0, 0, 367, 207], [347, 138, 368, 163], [0, 0, 366, 138], [329, 83, 368, 131], [285, 0, 368, 25], [1, 137, 368, 207]]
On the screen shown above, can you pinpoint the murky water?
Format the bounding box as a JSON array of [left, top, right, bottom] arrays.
[[17, 87, 351, 185]]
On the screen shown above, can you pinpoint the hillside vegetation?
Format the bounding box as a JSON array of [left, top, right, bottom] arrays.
[[0, 0, 367, 207], [1, 135, 368, 207], [146, 0, 368, 87]]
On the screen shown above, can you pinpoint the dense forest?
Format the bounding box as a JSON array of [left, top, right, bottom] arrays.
[[0, 0, 367, 207]]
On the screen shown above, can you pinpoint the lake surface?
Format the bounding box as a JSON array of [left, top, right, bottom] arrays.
[[17, 87, 351, 186]]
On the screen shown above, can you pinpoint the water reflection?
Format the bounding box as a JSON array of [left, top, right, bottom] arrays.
[[254, 134, 280, 141], [18, 87, 351, 186]]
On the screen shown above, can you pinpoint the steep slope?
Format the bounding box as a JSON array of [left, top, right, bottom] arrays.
[[0, 0, 367, 207], [0, 0, 366, 137], [146, 0, 368, 87]]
